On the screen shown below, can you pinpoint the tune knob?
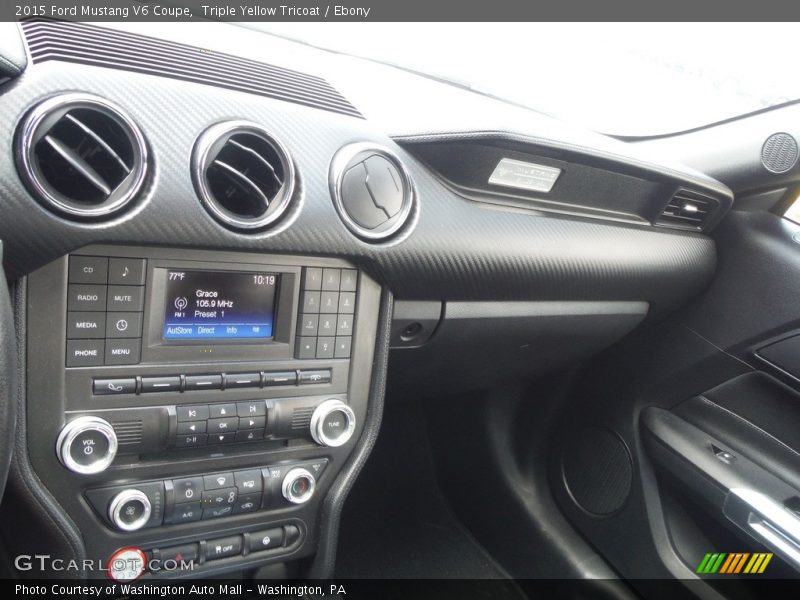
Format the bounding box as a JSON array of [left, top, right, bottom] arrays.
[[56, 416, 118, 474], [309, 399, 356, 447], [108, 489, 152, 532], [282, 468, 316, 504]]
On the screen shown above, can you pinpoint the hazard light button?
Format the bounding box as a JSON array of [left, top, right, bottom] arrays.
[[157, 543, 199, 564]]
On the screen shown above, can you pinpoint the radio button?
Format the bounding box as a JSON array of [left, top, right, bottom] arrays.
[[236, 401, 266, 417], [141, 376, 180, 393], [316, 337, 335, 359], [67, 311, 106, 339], [202, 488, 237, 508], [233, 493, 262, 515], [176, 421, 206, 435], [301, 267, 322, 291], [238, 416, 265, 431], [69, 256, 108, 284], [106, 285, 144, 311], [106, 312, 143, 339], [234, 469, 263, 493], [66, 340, 105, 367], [340, 269, 357, 292], [172, 477, 204, 503], [207, 403, 235, 419], [236, 430, 264, 443], [225, 373, 261, 389], [104, 339, 141, 366], [203, 473, 234, 490], [108, 258, 146, 286], [263, 371, 297, 386], [208, 432, 236, 444], [93, 378, 136, 395], [208, 417, 238, 434], [67, 284, 107, 311], [184, 374, 223, 391], [166, 502, 202, 524], [177, 405, 210, 421], [298, 369, 332, 385], [176, 434, 207, 447]]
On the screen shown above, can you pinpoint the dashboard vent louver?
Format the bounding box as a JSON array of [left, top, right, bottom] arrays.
[[193, 121, 295, 231], [20, 19, 362, 119], [655, 189, 718, 231], [15, 93, 148, 219]]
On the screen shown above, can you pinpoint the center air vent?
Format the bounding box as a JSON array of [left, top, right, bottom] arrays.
[[655, 189, 719, 231], [192, 121, 295, 231], [16, 93, 148, 219]]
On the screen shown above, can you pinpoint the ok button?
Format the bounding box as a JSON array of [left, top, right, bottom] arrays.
[[106, 312, 142, 338]]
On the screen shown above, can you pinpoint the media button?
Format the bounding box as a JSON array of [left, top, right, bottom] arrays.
[[68, 256, 108, 284], [108, 258, 146, 286], [106, 285, 144, 311], [106, 312, 143, 339], [104, 339, 141, 365], [67, 312, 106, 339], [177, 405, 210, 421], [67, 284, 107, 311], [93, 378, 136, 395], [66, 340, 105, 367], [184, 374, 223, 391]]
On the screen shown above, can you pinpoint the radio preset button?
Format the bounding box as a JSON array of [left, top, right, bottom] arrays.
[[177, 405, 210, 421], [177, 421, 206, 435], [318, 315, 337, 336], [338, 292, 356, 314], [321, 268, 341, 291], [108, 258, 146, 286], [141, 376, 180, 393], [203, 472, 234, 490], [225, 373, 261, 388], [106, 285, 145, 311], [298, 314, 319, 336], [184, 374, 223, 391], [336, 314, 353, 336], [69, 256, 108, 284], [67, 284, 107, 311], [302, 291, 321, 313], [93, 378, 137, 395], [105, 339, 141, 365]]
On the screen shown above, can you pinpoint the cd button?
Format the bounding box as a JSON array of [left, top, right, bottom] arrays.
[[68, 256, 108, 284]]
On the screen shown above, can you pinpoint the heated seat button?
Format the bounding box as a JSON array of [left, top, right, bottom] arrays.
[[141, 376, 180, 393], [172, 477, 204, 504], [205, 536, 241, 560], [233, 493, 261, 514], [248, 528, 283, 552], [67, 312, 106, 339], [166, 502, 202, 524], [93, 378, 136, 395]]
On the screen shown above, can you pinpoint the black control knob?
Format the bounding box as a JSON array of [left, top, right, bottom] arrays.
[[56, 416, 118, 474], [309, 399, 356, 447], [281, 468, 316, 504], [108, 489, 152, 532]]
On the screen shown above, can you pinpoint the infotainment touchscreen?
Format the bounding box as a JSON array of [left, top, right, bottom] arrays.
[[162, 270, 279, 340]]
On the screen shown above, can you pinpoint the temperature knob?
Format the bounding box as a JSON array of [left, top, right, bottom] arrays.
[[56, 416, 118, 474], [309, 399, 356, 447], [282, 468, 316, 504]]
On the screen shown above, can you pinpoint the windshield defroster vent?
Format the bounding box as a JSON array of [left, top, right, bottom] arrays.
[[15, 93, 148, 219], [655, 189, 719, 231], [192, 121, 295, 231]]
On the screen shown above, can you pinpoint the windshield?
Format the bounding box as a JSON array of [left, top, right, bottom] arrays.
[[253, 23, 799, 137]]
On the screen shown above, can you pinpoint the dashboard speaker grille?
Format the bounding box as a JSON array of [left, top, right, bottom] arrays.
[[761, 132, 799, 174], [20, 19, 362, 119], [15, 93, 148, 219], [192, 121, 295, 231]]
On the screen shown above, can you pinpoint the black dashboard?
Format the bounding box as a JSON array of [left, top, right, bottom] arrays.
[[0, 20, 734, 581]]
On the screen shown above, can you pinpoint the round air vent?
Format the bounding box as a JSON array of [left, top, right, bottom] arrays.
[[16, 93, 148, 219], [192, 121, 295, 231], [330, 143, 415, 241], [761, 132, 799, 174]]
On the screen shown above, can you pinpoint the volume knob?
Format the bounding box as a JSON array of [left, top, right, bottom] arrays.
[[56, 416, 118, 474], [309, 399, 356, 447]]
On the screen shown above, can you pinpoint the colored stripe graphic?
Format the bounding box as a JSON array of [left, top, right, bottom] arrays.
[[698, 552, 773, 574]]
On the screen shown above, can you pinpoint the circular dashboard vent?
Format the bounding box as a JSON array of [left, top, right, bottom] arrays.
[[330, 143, 415, 241], [16, 93, 148, 219], [761, 132, 799, 174], [192, 121, 295, 231]]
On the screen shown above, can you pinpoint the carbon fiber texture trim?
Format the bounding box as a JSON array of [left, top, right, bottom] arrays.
[[0, 62, 716, 314]]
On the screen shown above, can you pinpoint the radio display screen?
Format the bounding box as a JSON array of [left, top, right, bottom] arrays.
[[162, 270, 279, 340]]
